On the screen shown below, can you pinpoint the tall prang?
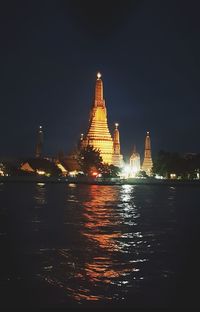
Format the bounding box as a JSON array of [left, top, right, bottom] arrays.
[[130, 145, 140, 175], [81, 73, 115, 164], [112, 123, 123, 167], [142, 131, 153, 175], [35, 125, 43, 158]]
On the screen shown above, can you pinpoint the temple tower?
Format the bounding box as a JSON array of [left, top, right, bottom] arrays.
[[82, 73, 114, 164], [142, 131, 153, 175], [35, 125, 43, 158], [112, 123, 123, 167], [130, 145, 140, 175]]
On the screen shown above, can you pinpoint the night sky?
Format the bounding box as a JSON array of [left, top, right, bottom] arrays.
[[1, 0, 200, 160]]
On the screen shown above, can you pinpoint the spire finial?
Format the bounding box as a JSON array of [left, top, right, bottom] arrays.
[[97, 72, 101, 79], [115, 122, 119, 129], [95, 72, 103, 102]]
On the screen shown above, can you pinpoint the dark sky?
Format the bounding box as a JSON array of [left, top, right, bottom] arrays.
[[1, 0, 200, 160]]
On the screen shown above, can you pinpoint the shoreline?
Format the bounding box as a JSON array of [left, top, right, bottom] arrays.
[[0, 176, 200, 186]]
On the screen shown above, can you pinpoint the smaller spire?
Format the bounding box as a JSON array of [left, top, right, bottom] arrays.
[[35, 125, 44, 158], [142, 131, 153, 175], [113, 122, 120, 154]]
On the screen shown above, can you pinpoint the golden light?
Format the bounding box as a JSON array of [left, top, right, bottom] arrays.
[[97, 72, 101, 79], [56, 163, 67, 174], [0, 169, 4, 176], [68, 170, 79, 177]]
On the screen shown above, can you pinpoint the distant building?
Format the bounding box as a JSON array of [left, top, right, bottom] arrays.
[[20, 158, 62, 176], [130, 146, 140, 176], [60, 153, 81, 174], [80, 73, 123, 166], [21, 162, 35, 173], [142, 131, 153, 175], [35, 125, 43, 158], [54, 161, 68, 176]]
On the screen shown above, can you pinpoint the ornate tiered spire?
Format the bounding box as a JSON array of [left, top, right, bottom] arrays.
[[35, 125, 43, 158], [130, 145, 140, 175], [113, 123, 120, 154], [142, 131, 153, 175], [83, 73, 114, 164], [112, 123, 123, 167]]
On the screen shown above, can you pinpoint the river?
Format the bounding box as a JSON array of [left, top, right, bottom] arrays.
[[0, 182, 199, 310]]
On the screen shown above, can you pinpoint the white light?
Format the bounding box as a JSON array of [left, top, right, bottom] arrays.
[[132, 166, 138, 173], [37, 170, 45, 175], [97, 72, 101, 79], [155, 174, 164, 179], [123, 165, 131, 173]]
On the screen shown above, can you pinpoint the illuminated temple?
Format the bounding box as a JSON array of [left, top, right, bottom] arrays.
[[142, 131, 153, 175], [80, 73, 123, 167]]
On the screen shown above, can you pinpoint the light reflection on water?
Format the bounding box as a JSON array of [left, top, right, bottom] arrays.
[[0, 183, 184, 306], [34, 183, 46, 207], [34, 184, 177, 303]]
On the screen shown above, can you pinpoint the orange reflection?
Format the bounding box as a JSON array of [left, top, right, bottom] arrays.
[[80, 185, 132, 290], [81, 185, 121, 251], [42, 185, 139, 303]]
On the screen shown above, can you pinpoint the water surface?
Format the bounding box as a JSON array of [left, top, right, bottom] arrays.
[[0, 182, 199, 309]]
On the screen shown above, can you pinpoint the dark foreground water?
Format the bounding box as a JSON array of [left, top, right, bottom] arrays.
[[0, 182, 200, 311]]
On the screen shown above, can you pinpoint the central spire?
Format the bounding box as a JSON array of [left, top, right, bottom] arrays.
[[81, 73, 114, 164], [80, 72, 123, 166]]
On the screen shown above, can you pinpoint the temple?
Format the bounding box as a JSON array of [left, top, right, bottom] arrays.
[[112, 123, 123, 167], [35, 125, 43, 158], [130, 145, 140, 176], [81, 73, 123, 166], [142, 131, 153, 175]]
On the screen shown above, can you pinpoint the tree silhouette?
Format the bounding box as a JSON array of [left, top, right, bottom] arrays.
[[78, 145, 103, 175]]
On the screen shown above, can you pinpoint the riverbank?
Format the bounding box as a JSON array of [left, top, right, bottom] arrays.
[[0, 175, 200, 186]]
